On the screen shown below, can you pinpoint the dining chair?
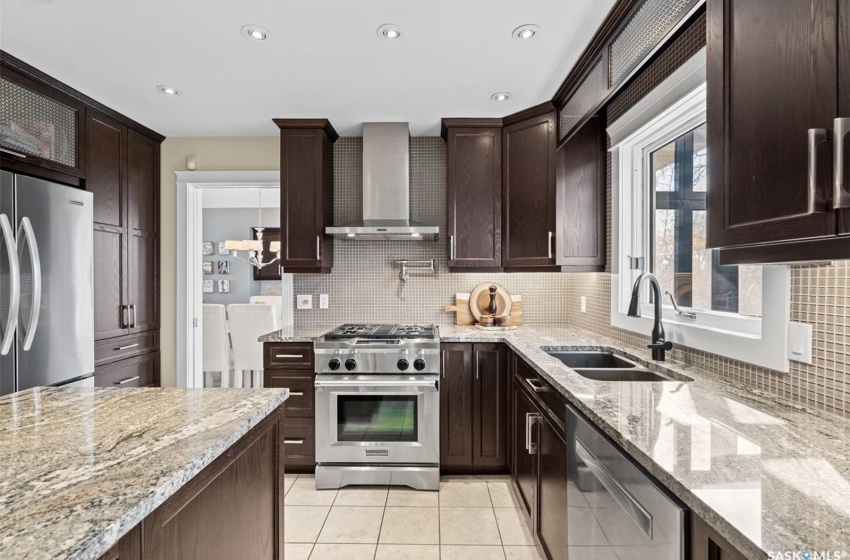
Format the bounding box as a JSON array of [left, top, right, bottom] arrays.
[[227, 304, 279, 388], [202, 304, 233, 387]]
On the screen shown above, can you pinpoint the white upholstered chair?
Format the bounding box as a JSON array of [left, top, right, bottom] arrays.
[[202, 304, 233, 387], [248, 295, 282, 319], [227, 304, 279, 388]]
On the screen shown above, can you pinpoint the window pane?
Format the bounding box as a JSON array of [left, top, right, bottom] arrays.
[[654, 209, 677, 302], [652, 141, 676, 192], [693, 125, 707, 192], [337, 395, 418, 442]]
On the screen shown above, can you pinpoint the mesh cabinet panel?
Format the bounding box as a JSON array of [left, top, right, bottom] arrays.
[[609, 0, 694, 85], [0, 77, 77, 167], [559, 59, 607, 140]]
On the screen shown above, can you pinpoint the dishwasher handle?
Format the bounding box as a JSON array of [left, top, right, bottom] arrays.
[[574, 438, 653, 539]]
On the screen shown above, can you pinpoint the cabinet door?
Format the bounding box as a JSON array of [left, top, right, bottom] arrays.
[[127, 130, 159, 334], [503, 112, 556, 268], [97, 524, 140, 560], [537, 419, 568, 560], [280, 129, 333, 270], [555, 116, 605, 271], [691, 515, 748, 560], [511, 381, 539, 518], [88, 112, 130, 340], [446, 127, 502, 269], [440, 343, 474, 469], [706, 0, 838, 249], [840, 0, 850, 236], [472, 343, 508, 469]]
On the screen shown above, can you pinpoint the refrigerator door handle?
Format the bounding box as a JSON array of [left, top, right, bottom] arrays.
[[0, 214, 20, 356], [16, 217, 41, 351]]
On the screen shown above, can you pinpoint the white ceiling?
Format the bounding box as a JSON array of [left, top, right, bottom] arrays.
[[0, 0, 615, 137]]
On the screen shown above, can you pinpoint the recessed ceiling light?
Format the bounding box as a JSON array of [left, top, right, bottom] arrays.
[[157, 85, 179, 96], [377, 24, 402, 40], [512, 24, 540, 41], [241, 24, 271, 41], [491, 92, 512, 102]]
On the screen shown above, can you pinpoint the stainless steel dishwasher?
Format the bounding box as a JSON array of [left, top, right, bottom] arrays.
[[566, 404, 687, 559]]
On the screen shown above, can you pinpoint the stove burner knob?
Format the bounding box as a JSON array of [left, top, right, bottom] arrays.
[[344, 358, 357, 371], [328, 358, 341, 371], [397, 359, 410, 371], [414, 358, 426, 371]]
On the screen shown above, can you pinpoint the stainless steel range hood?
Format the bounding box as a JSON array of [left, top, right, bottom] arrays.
[[326, 122, 439, 240]]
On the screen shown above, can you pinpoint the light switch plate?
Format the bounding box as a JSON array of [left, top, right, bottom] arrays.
[[319, 294, 329, 309], [296, 295, 313, 310], [580, 296, 587, 313], [787, 322, 813, 364]]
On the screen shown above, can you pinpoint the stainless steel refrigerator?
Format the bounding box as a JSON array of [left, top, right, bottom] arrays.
[[0, 170, 94, 395]]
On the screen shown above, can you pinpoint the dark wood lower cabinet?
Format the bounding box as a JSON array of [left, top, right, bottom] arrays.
[[537, 419, 568, 560], [691, 515, 748, 560], [472, 344, 508, 468], [97, 407, 284, 560], [511, 379, 539, 516], [440, 343, 475, 469]]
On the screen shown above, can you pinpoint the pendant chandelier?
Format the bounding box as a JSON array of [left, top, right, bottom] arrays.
[[223, 190, 280, 269]]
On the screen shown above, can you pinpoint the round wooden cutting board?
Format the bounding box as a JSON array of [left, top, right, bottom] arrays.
[[469, 283, 512, 321]]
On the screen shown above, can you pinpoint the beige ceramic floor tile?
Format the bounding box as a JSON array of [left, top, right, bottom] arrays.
[[494, 507, 536, 545], [375, 544, 440, 560], [285, 478, 339, 506], [333, 485, 389, 507], [283, 474, 299, 495], [317, 506, 385, 544], [504, 546, 547, 560], [283, 543, 312, 560], [309, 543, 377, 560], [284, 505, 331, 543], [378, 506, 439, 544], [487, 480, 521, 508], [438, 479, 493, 507], [439, 507, 502, 545], [441, 545, 507, 560], [568, 546, 620, 560], [386, 487, 440, 507]]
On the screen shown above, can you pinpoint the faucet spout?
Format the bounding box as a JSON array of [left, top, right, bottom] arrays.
[[627, 272, 673, 361]]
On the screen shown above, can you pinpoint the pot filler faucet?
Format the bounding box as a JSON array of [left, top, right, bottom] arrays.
[[627, 272, 674, 361]]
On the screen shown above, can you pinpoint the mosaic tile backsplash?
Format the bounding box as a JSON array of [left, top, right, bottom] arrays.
[[290, 137, 571, 327]]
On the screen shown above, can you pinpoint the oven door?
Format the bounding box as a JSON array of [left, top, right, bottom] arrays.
[[314, 375, 439, 465]]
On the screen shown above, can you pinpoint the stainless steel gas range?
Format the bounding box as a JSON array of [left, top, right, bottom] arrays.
[[313, 324, 440, 491]]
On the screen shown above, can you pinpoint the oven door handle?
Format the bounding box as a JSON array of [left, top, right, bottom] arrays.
[[314, 378, 439, 391]]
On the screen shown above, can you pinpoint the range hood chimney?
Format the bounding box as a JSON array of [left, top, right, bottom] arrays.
[[326, 122, 439, 240]]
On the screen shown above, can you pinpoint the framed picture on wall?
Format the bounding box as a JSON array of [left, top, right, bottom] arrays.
[[202, 280, 214, 293], [202, 262, 213, 275], [218, 279, 230, 293], [217, 261, 230, 275], [218, 241, 228, 255], [202, 242, 215, 256]]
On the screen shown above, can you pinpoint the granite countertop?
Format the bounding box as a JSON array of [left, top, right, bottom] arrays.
[[0, 387, 289, 560], [261, 324, 850, 558]]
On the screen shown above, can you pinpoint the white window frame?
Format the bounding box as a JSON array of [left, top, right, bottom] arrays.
[[609, 48, 791, 373]]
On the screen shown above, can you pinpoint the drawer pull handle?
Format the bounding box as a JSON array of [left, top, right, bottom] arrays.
[[275, 354, 304, 358], [524, 378, 547, 393], [289, 391, 305, 396], [115, 376, 140, 385], [284, 439, 305, 445], [1, 147, 27, 159], [115, 343, 140, 351]]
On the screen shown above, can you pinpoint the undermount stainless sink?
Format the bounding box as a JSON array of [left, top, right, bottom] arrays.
[[544, 350, 684, 383]]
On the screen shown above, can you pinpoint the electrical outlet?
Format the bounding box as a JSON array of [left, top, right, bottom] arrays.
[[788, 322, 813, 364], [319, 294, 329, 309], [296, 295, 313, 310], [580, 296, 587, 313]]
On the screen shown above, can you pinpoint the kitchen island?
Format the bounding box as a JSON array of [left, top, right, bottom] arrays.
[[0, 386, 289, 560]]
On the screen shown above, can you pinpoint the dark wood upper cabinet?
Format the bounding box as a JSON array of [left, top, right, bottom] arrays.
[[252, 227, 282, 281], [471, 343, 508, 468], [443, 120, 502, 270], [127, 130, 159, 334], [502, 110, 557, 268], [274, 119, 337, 273], [440, 343, 474, 470], [555, 115, 606, 271], [707, 0, 850, 262]]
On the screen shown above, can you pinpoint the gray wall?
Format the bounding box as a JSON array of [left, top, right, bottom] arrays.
[[202, 208, 280, 306]]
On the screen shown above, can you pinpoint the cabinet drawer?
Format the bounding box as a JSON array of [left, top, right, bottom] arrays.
[[95, 352, 159, 388], [282, 417, 316, 470], [265, 370, 315, 417], [264, 342, 314, 370], [95, 332, 158, 366]]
